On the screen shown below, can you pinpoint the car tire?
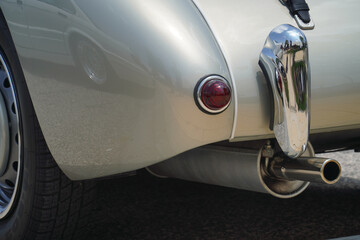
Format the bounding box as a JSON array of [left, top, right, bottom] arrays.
[[0, 11, 96, 240]]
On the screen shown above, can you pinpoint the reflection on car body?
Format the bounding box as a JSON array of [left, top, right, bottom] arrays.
[[0, 0, 358, 239]]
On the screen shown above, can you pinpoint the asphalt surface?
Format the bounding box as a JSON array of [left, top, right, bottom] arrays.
[[85, 150, 360, 240]]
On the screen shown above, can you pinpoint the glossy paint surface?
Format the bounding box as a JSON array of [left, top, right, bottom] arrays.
[[194, 0, 360, 140], [0, 0, 233, 179], [1, 0, 360, 180]]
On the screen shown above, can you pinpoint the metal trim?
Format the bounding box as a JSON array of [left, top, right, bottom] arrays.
[[259, 24, 310, 158], [294, 14, 315, 30]]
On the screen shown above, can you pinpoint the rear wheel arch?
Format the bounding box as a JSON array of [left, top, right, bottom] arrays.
[[0, 8, 97, 240]]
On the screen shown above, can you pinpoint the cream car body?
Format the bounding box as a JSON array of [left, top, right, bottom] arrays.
[[0, 0, 359, 179], [1, 1, 359, 238]]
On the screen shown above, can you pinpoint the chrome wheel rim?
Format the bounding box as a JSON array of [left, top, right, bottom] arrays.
[[77, 40, 107, 85], [0, 53, 21, 219]]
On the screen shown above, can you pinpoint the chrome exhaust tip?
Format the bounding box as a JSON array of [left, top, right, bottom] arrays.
[[321, 160, 342, 184], [268, 157, 341, 184]]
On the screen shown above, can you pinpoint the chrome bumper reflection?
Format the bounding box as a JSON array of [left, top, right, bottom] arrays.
[[259, 24, 310, 158]]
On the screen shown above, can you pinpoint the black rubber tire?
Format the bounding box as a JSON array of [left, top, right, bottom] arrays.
[[0, 11, 96, 240]]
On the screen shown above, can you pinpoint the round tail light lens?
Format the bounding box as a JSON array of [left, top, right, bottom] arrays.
[[195, 76, 231, 114]]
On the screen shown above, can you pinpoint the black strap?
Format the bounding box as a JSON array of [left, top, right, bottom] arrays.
[[288, 0, 311, 23]]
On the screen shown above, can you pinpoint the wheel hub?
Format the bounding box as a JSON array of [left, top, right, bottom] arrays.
[[0, 53, 21, 219], [0, 92, 9, 177]]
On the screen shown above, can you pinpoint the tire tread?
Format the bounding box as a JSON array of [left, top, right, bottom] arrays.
[[25, 122, 96, 240]]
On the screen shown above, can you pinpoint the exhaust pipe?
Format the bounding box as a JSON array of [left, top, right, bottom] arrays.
[[269, 157, 341, 184], [147, 142, 341, 198]]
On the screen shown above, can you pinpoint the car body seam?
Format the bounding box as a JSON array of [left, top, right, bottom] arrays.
[[191, 0, 238, 140]]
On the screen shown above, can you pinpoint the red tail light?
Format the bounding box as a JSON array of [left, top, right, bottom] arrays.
[[195, 76, 231, 114]]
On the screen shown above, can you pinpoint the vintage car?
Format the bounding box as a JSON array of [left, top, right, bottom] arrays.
[[0, 0, 358, 239]]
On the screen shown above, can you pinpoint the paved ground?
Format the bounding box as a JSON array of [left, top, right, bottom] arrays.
[[85, 150, 360, 240]]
